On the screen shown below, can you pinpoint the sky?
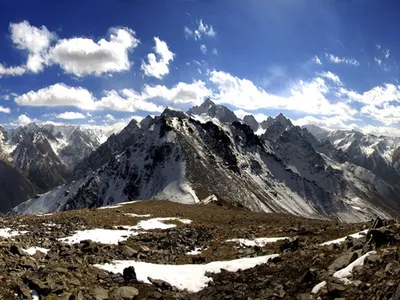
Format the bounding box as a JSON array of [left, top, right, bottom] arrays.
[[1, 0, 400, 136]]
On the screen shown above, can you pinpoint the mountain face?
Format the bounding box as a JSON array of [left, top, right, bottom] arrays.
[[243, 115, 259, 132], [11, 104, 400, 222], [0, 160, 36, 213], [308, 129, 400, 188], [73, 120, 143, 178], [187, 98, 239, 123]]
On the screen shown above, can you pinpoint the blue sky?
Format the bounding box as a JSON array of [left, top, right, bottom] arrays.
[[1, 0, 400, 135]]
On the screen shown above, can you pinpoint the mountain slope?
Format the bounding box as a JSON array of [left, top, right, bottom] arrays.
[[73, 119, 143, 177], [11, 110, 400, 222], [0, 160, 36, 213]]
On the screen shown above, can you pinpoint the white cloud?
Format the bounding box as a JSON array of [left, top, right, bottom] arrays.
[[185, 19, 216, 41], [360, 103, 400, 125], [384, 49, 390, 59], [319, 71, 342, 85], [141, 37, 174, 79], [0, 64, 26, 77], [50, 27, 139, 76], [56, 111, 86, 119], [184, 26, 193, 38], [326, 53, 359, 66], [105, 114, 115, 121], [10, 20, 57, 73], [293, 115, 400, 137], [97, 89, 164, 112], [339, 84, 400, 106], [313, 55, 322, 65], [0, 106, 10, 114], [293, 115, 357, 131], [209, 70, 355, 117], [233, 109, 269, 122], [374, 57, 382, 66], [15, 83, 96, 110], [212, 48, 218, 55], [142, 80, 210, 106], [15, 81, 209, 113], [14, 114, 33, 126], [195, 19, 216, 40], [200, 44, 207, 54]]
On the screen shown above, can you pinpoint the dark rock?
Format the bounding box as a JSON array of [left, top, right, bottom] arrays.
[[279, 236, 299, 252], [123, 266, 137, 283], [148, 277, 172, 290], [121, 245, 138, 258], [299, 268, 316, 284]]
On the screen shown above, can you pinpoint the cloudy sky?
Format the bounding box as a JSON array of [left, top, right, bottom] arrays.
[[1, 0, 400, 135]]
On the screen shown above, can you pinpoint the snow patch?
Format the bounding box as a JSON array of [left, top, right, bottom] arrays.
[[125, 213, 151, 218], [0, 228, 27, 238], [94, 254, 279, 293], [23, 247, 49, 255], [333, 251, 376, 284], [311, 281, 327, 294], [185, 247, 203, 255], [59, 229, 139, 245], [226, 237, 288, 247], [320, 229, 369, 246]]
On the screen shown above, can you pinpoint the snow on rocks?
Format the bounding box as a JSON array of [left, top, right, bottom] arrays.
[[94, 254, 279, 293], [59, 217, 192, 245], [125, 213, 151, 218], [311, 281, 327, 294], [333, 251, 376, 284], [320, 229, 369, 246], [0, 228, 27, 238], [185, 247, 204, 255], [119, 217, 192, 231], [226, 237, 288, 247], [22, 247, 50, 255], [58, 229, 139, 245]]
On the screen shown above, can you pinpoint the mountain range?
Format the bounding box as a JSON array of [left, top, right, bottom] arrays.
[[5, 99, 400, 222], [1, 99, 400, 221]]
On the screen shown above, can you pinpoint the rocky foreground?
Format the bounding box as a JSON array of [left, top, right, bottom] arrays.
[[0, 200, 398, 299]]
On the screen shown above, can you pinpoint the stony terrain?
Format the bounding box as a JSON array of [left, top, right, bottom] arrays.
[[0, 200, 398, 299]]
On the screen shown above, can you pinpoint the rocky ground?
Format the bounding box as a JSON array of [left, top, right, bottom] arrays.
[[0, 200, 398, 299]]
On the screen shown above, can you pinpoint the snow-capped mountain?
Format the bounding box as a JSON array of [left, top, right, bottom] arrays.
[[73, 119, 143, 177], [306, 127, 400, 188], [187, 98, 239, 123], [0, 123, 121, 199], [11, 103, 400, 222]]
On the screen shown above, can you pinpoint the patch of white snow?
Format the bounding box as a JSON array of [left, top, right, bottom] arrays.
[[94, 254, 279, 293]]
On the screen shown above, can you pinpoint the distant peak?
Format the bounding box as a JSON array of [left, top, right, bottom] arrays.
[[202, 98, 216, 106]]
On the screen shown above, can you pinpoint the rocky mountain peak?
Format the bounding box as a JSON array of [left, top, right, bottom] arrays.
[[243, 115, 259, 132]]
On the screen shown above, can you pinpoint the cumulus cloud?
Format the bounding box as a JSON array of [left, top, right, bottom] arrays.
[[141, 80, 210, 106], [14, 114, 33, 126], [319, 71, 342, 85], [56, 111, 86, 119], [15, 83, 97, 110], [0, 106, 10, 114], [50, 27, 139, 76], [5, 21, 139, 76], [212, 48, 218, 55], [233, 109, 269, 122], [14, 80, 209, 113], [9, 20, 57, 73], [141, 37, 174, 79], [326, 53, 359, 66], [209, 70, 355, 117], [97, 89, 164, 112], [0, 64, 26, 77], [200, 44, 207, 54]]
